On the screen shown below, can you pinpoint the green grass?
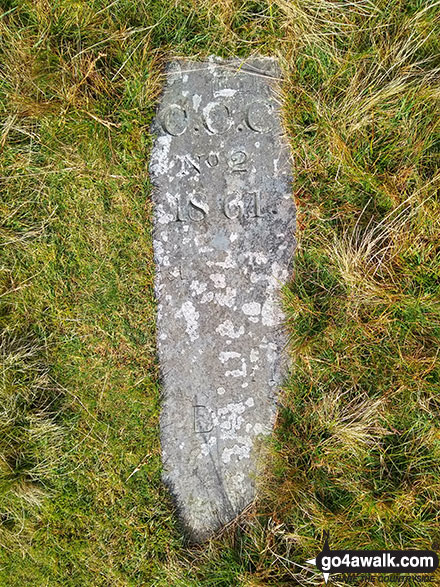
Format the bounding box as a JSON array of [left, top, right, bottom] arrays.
[[1, 0, 440, 585]]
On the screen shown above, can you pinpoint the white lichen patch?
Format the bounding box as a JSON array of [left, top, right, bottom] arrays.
[[219, 351, 241, 364], [225, 358, 247, 378], [192, 93, 202, 111], [200, 291, 214, 304], [154, 239, 164, 258], [266, 261, 289, 292], [198, 436, 217, 458], [242, 302, 261, 316], [209, 273, 226, 288], [214, 88, 237, 97], [211, 251, 236, 269], [176, 300, 200, 341], [216, 402, 246, 440], [259, 339, 278, 362], [190, 280, 207, 295], [221, 442, 252, 464], [244, 251, 268, 265], [216, 319, 245, 339], [215, 287, 236, 308], [261, 297, 283, 327], [149, 135, 172, 176], [155, 203, 174, 225], [254, 422, 268, 435]]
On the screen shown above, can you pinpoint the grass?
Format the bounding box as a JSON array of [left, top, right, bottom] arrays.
[[1, 0, 439, 585]]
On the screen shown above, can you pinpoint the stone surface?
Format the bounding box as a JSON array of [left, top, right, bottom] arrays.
[[150, 56, 296, 542]]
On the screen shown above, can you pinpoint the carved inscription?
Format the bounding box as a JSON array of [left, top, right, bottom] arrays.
[[171, 191, 262, 222], [151, 57, 296, 542], [161, 101, 275, 137], [161, 104, 188, 136], [229, 150, 247, 172], [176, 150, 248, 176]]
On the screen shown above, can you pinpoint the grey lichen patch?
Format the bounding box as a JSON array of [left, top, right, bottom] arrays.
[[150, 56, 296, 543]]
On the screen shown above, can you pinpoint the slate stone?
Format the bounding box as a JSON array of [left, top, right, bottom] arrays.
[[150, 56, 296, 542]]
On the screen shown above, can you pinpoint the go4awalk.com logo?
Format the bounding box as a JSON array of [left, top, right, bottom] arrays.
[[306, 532, 438, 583]]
